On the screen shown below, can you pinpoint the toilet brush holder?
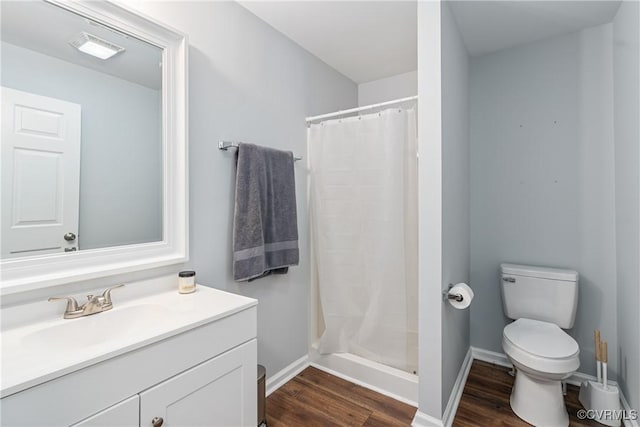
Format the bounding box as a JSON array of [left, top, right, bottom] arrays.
[[579, 380, 621, 427]]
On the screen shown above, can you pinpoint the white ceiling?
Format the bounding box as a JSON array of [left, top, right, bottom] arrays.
[[1, 1, 162, 90], [239, 1, 622, 85], [447, 1, 621, 56], [4, 1, 620, 90], [239, 1, 417, 84]]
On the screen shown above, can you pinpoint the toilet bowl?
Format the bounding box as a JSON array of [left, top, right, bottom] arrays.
[[503, 318, 580, 427]]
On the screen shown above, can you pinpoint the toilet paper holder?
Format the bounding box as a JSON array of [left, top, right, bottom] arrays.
[[442, 284, 464, 302]]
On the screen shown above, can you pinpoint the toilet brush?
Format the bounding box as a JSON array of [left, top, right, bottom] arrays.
[[580, 333, 621, 426], [595, 329, 602, 382], [601, 341, 608, 390]]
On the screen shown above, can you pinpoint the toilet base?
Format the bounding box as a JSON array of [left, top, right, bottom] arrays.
[[510, 369, 569, 427]]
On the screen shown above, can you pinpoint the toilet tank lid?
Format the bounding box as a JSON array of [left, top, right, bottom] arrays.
[[501, 263, 578, 282]]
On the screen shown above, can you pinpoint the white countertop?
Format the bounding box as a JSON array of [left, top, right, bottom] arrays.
[[1, 285, 257, 398]]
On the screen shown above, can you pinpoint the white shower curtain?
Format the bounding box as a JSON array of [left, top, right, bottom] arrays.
[[309, 107, 418, 372]]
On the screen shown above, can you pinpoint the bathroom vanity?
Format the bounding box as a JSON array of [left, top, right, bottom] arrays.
[[1, 282, 258, 426], [0, 1, 261, 425]]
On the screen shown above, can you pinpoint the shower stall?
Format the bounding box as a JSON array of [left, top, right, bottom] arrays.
[[307, 99, 419, 405]]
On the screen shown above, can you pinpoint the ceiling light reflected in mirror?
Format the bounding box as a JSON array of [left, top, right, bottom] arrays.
[[69, 32, 125, 60]]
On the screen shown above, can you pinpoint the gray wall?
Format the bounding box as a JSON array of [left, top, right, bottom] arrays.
[[613, 0, 640, 410], [127, 1, 357, 377], [1, 41, 162, 251], [440, 1, 470, 412], [357, 70, 417, 106], [469, 26, 618, 379]]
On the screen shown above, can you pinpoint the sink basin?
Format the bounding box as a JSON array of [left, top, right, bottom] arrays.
[[22, 304, 171, 352], [2, 284, 258, 398]]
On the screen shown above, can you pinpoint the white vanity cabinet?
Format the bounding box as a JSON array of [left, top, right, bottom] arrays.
[[1, 287, 258, 427]]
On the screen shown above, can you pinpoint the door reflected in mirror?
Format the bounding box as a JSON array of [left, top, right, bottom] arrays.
[[1, 0, 163, 259]]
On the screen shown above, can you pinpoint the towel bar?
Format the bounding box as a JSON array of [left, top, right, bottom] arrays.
[[218, 140, 302, 161]]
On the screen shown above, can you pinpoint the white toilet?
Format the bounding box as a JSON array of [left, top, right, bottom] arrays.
[[500, 263, 580, 427]]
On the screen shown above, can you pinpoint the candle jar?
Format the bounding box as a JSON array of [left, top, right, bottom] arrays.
[[178, 271, 196, 294]]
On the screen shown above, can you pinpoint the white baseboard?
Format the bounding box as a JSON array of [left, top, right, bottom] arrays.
[[265, 354, 310, 397], [471, 346, 606, 386], [471, 346, 638, 426], [412, 410, 444, 427], [569, 370, 602, 387], [620, 390, 639, 427], [442, 347, 473, 427], [471, 346, 511, 368]]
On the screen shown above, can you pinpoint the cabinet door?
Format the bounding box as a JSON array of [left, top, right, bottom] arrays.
[[140, 339, 257, 427], [71, 395, 139, 427]]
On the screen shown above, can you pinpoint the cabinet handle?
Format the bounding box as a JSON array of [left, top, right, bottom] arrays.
[[151, 417, 164, 427]]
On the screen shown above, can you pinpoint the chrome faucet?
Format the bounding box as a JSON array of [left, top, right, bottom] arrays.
[[49, 284, 125, 319]]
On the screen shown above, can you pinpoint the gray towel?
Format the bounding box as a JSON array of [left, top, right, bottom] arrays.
[[233, 143, 299, 281]]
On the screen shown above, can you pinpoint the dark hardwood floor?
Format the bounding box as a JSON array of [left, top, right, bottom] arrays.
[[453, 361, 598, 427], [266, 361, 599, 427], [266, 366, 416, 426]]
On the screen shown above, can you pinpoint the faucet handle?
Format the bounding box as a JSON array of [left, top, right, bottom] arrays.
[[101, 284, 125, 304], [48, 296, 79, 313]]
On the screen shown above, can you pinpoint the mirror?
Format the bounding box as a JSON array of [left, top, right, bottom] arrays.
[[1, 0, 163, 258], [0, 0, 187, 295]]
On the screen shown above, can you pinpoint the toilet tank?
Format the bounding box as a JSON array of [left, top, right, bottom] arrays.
[[500, 263, 579, 329]]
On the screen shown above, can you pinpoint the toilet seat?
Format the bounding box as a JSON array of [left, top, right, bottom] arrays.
[[503, 318, 579, 375], [505, 318, 579, 358]]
